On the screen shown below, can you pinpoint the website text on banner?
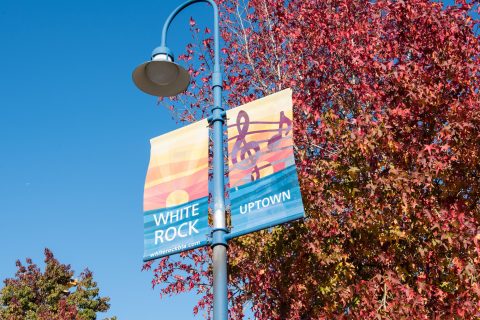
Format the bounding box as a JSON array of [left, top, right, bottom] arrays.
[[227, 88, 305, 238], [143, 119, 210, 261]]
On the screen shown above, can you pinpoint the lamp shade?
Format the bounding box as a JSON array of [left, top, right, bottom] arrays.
[[132, 53, 190, 97]]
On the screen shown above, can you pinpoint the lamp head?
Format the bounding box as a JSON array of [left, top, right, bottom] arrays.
[[132, 46, 190, 97]]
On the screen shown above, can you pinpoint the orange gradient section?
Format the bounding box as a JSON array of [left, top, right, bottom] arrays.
[[144, 119, 209, 211]]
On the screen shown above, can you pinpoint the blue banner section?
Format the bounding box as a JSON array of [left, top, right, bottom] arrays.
[[143, 196, 209, 261], [229, 165, 305, 239]]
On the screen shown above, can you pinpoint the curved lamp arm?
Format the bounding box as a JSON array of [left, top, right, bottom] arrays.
[[157, 2, 227, 319], [161, 0, 221, 74]]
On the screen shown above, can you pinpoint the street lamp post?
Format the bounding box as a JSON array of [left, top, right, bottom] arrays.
[[132, 1, 228, 319]]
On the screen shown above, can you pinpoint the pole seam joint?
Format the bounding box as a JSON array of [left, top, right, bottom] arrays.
[[210, 227, 229, 248]]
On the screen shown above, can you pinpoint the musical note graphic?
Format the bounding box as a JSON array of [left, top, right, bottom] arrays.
[[267, 111, 292, 150], [230, 110, 261, 172], [250, 161, 274, 181], [229, 109, 293, 186]]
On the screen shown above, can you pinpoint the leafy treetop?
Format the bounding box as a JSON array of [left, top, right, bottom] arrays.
[[0, 248, 116, 320]]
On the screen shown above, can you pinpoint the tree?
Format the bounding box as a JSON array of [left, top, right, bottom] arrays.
[[144, 0, 480, 318], [0, 249, 116, 320]]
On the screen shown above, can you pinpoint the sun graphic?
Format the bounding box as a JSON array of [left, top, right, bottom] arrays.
[[166, 189, 190, 208]]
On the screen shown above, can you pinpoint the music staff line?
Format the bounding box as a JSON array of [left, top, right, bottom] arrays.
[[227, 127, 291, 142], [226, 120, 288, 128], [228, 144, 292, 171], [228, 135, 291, 147], [229, 157, 295, 188]]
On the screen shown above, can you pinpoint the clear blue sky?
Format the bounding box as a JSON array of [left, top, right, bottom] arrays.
[[0, 0, 464, 319], [0, 0, 214, 319]]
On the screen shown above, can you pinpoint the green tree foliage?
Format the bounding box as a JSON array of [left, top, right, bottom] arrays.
[[0, 249, 116, 320]]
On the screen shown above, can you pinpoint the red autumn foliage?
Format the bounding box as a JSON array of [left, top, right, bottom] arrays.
[[145, 0, 480, 318]]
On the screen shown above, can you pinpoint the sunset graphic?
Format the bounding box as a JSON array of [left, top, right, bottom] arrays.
[[144, 119, 209, 212]]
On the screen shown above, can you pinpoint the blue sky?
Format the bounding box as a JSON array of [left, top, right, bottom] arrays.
[[0, 0, 469, 319], [0, 0, 214, 319]]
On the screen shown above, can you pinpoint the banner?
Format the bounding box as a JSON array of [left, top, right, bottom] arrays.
[[143, 119, 210, 261], [227, 89, 305, 238]]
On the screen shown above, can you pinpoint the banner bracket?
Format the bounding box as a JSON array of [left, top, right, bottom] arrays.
[[207, 111, 226, 124]]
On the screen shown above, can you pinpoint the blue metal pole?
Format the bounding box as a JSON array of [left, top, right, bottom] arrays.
[[161, 1, 228, 319]]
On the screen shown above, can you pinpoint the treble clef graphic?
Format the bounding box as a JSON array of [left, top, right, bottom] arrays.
[[231, 110, 260, 173]]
